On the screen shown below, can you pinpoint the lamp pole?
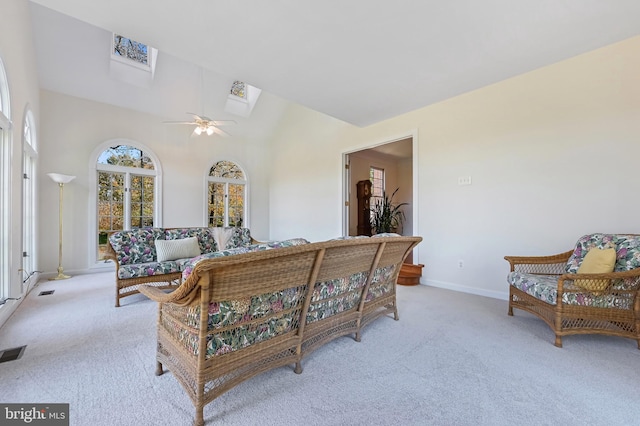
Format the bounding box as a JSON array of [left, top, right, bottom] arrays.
[[47, 173, 76, 280]]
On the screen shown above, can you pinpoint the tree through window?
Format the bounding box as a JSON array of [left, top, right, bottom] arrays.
[[96, 145, 157, 260], [207, 161, 246, 227]]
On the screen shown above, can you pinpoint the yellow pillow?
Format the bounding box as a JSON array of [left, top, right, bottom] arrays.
[[575, 248, 616, 292]]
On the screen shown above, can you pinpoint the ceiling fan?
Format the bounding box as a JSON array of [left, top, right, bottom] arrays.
[[164, 113, 236, 137]]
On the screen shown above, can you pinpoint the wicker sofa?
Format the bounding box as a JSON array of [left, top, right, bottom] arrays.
[[505, 233, 640, 348], [106, 227, 265, 307], [138, 234, 422, 426]]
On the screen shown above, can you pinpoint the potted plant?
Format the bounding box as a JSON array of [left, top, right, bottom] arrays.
[[370, 187, 408, 234]]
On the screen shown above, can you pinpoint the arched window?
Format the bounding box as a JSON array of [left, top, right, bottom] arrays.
[[207, 160, 247, 227], [94, 143, 160, 261], [0, 57, 11, 300], [23, 108, 38, 281]]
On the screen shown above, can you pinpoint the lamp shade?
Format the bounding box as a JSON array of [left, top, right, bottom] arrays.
[[48, 173, 76, 184]]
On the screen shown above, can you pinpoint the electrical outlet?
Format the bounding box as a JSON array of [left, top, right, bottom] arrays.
[[458, 260, 464, 269], [457, 176, 472, 186]]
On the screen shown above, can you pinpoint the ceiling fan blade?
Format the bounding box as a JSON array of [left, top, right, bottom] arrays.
[[163, 121, 197, 125], [186, 113, 206, 121], [212, 126, 231, 137], [211, 120, 236, 126]]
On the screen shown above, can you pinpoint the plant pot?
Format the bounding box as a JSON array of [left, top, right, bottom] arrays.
[[397, 263, 424, 286]]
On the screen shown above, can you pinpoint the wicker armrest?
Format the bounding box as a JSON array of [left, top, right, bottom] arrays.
[[139, 274, 201, 306], [504, 250, 573, 274]]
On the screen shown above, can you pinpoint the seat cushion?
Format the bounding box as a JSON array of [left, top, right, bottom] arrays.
[[508, 271, 634, 309], [117, 261, 180, 280], [508, 271, 559, 305]]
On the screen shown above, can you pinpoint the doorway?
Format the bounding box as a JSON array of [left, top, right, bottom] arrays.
[[343, 135, 416, 261]]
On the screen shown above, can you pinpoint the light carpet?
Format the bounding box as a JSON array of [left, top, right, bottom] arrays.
[[1, 272, 639, 426]]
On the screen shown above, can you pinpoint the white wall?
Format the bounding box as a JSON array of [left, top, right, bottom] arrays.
[[37, 90, 282, 275], [269, 35, 640, 300], [0, 0, 41, 325]]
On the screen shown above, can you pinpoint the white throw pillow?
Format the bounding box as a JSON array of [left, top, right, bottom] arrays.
[[155, 237, 201, 262]]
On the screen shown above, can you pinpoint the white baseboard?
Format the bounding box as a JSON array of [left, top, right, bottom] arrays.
[[421, 278, 509, 301], [39, 263, 114, 281], [0, 299, 21, 330]]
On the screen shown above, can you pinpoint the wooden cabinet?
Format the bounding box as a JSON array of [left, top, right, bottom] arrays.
[[356, 180, 372, 236]]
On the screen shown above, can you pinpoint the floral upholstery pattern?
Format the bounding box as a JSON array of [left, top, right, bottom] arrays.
[[565, 233, 640, 273], [109, 227, 164, 265], [181, 238, 310, 280], [227, 227, 253, 249], [110, 227, 268, 280], [508, 271, 635, 309], [365, 265, 397, 301], [306, 272, 369, 324], [118, 261, 181, 280], [161, 286, 307, 359], [165, 228, 216, 254]]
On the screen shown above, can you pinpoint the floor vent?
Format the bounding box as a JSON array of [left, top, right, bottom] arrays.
[[38, 290, 55, 296], [0, 346, 26, 363]]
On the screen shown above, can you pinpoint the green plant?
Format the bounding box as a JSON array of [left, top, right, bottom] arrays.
[[370, 188, 408, 234]]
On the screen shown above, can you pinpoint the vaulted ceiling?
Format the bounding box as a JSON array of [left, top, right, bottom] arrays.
[[29, 0, 640, 127]]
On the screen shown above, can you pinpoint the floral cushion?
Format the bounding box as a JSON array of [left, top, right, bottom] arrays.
[[306, 271, 369, 324], [109, 227, 164, 265], [226, 227, 254, 249], [161, 287, 307, 359], [118, 261, 181, 280], [365, 265, 397, 301], [507, 271, 633, 309], [565, 233, 640, 273], [305, 264, 398, 324], [181, 238, 310, 280], [164, 228, 215, 253]]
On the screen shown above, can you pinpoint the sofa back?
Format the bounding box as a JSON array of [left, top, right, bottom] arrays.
[[565, 233, 640, 273], [109, 226, 253, 265], [160, 235, 422, 359]]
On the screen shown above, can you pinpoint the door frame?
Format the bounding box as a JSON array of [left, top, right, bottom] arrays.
[[342, 129, 420, 261]]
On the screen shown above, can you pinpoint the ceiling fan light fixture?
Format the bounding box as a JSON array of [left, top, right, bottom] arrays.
[[193, 126, 203, 136], [206, 126, 215, 136]]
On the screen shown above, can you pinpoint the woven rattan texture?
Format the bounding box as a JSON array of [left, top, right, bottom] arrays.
[[139, 236, 421, 426], [506, 247, 640, 349]]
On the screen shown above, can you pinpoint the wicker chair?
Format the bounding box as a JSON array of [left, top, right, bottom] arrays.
[[505, 233, 640, 348]]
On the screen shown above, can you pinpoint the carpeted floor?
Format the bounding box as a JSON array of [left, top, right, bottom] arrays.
[[1, 272, 639, 426]]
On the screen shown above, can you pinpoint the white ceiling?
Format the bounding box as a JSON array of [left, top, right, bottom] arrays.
[[29, 0, 640, 127]]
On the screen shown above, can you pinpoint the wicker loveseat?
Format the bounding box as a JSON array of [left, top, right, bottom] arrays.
[[505, 233, 640, 348], [138, 234, 422, 426], [107, 226, 267, 307]]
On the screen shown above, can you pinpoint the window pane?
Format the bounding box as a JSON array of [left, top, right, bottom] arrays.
[[97, 171, 125, 260], [370, 167, 384, 197], [228, 184, 244, 227], [97, 145, 154, 170], [209, 160, 244, 179], [230, 81, 246, 99], [113, 34, 148, 65], [131, 174, 154, 228], [208, 182, 225, 227]]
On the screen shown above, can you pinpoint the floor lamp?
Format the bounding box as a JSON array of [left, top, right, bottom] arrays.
[[48, 173, 76, 280]]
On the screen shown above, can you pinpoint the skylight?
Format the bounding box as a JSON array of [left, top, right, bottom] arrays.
[[109, 33, 158, 87], [113, 34, 149, 67], [225, 80, 261, 118], [230, 81, 246, 99]]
